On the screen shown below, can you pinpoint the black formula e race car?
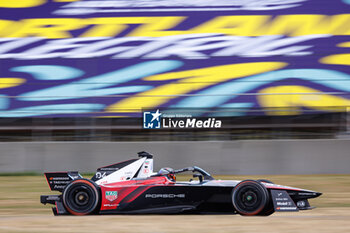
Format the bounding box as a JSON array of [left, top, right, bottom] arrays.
[[41, 151, 321, 216]]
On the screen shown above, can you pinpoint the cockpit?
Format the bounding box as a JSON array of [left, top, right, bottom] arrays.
[[153, 166, 214, 183]]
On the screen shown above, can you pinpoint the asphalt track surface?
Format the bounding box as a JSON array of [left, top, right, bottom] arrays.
[[0, 175, 349, 233]]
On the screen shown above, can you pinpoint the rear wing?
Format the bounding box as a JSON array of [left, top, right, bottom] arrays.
[[44, 171, 82, 192], [44, 151, 154, 189], [91, 151, 154, 185]]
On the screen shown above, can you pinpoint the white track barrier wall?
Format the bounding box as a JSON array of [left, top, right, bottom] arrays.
[[0, 140, 349, 174]]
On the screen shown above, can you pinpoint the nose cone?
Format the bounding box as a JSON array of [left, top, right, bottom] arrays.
[[314, 192, 322, 198], [301, 190, 322, 198], [291, 189, 322, 199]]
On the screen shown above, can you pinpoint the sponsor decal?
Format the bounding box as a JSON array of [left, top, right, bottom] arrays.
[[100, 167, 119, 171], [50, 180, 69, 184], [298, 192, 317, 196], [145, 194, 185, 198], [276, 201, 294, 206], [297, 200, 306, 208], [276, 207, 298, 210], [95, 172, 107, 179], [271, 190, 298, 212], [105, 191, 118, 202], [53, 185, 66, 190], [103, 203, 118, 207], [50, 177, 70, 181]]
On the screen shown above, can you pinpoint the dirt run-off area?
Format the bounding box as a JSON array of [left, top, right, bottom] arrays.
[[0, 174, 350, 233]]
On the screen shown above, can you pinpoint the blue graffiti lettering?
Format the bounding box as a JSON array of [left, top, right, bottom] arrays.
[[11, 65, 84, 80], [0, 103, 105, 117], [0, 95, 9, 110], [173, 69, 350, 111], [210, 103, 254, 117], [18, 60, 183, 101]]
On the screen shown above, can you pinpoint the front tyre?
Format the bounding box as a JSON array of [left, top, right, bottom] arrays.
[[62, 179, 100, 215], [232, 180, 269, 216]]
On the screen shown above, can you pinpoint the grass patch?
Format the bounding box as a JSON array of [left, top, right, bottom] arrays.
[[0, 172, 41, 176]]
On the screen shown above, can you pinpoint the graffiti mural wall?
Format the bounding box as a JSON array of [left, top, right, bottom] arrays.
[[0, 0, 350, 117]]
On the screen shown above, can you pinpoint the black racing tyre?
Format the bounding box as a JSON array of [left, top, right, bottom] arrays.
[[257, 179, 274, 184], [258, 200, 275, 216], [256, 180, 275, 215], [232, 180, 270, 216], [62, 179, 100, 215]]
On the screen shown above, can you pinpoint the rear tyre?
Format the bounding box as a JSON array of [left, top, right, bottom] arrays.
[[62, 179, 100, 215], [232, 180, 269, 216]]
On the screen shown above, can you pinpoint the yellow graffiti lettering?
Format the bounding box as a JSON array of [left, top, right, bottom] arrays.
[[192, 16, 270, 37], [81, 18, 126, 38], [0, 20, 19, 37], [0, 78, 26, 89], [7, 18, 85, 39], [320, 54, 350, 66], [337, 41, 350, 47], [258, 14, 350, 36], [258, 85, 350, 115], [127, 17, 187, 37], [128, 14, 350, 37], [106, 62, 287, 113], [191, 14, 350, 37], [0, 17, 186, 38], [0, 0, 46, 8], [1, 14, 350, 38]]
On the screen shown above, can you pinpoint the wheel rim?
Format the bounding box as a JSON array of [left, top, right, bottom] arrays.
[[75, 191, 89, 206], [233, 181, 268, 215], [236, 185, 263, 212], [242, 190, 258, 207], [63, 180, 99, 215]]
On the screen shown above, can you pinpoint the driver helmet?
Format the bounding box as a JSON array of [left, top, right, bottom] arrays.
[[157, 167, 176, 182]]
